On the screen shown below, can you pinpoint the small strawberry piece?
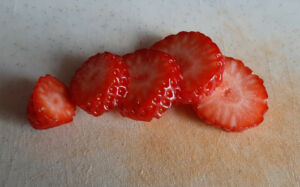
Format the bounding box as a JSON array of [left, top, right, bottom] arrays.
[[193, 57, 268, 132], [151, 31, 224, 104], [70, 52, 129, 116], [119, 49, 182, 121], [27, 74, 76, 129]]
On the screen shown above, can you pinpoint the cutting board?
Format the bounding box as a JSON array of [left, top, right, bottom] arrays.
[[0, 0, 299, 186]]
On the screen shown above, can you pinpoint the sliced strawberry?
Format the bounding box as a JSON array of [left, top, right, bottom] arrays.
[[27, 74, 76, 129], [151, 31, 224, 104], [119, 49, 182, 121], [70, 52, 129, 116], [193, 57, 268, 132]]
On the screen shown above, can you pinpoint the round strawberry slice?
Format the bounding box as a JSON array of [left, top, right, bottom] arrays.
[[193, 57, 268, 132], [27, 74, 76, 129], [70, 52, 129, 116], [119, 49, 182, 121], [151, 31, 224, 104]]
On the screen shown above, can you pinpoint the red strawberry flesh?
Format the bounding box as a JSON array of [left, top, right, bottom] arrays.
[[152, 31, 224, 104], [119, 49, 182, 121]]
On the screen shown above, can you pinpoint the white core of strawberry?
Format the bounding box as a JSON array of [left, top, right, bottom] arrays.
[[38, 80, 73, 120], [42, 92, 64, 117]]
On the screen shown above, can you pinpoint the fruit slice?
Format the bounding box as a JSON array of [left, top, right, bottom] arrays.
[[119, 49, 182, 121], [70, 52, 129, 116], [27, 74, 76, 129], [193, 57, 268, 132], [151, 31, 224, 104]]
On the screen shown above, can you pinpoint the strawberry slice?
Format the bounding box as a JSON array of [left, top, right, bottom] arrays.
[[151, 31, 224, 104], [27, 74, 76, 129], [70, 52, 129, 116], [119, 49, 182, 121], [193, 57, 268, 132]]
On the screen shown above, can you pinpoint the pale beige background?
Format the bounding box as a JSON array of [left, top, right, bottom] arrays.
[[0, 0, 299, 186]]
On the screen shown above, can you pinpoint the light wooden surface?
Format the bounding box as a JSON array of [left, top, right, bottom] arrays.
[[0, 0, 299, 186]]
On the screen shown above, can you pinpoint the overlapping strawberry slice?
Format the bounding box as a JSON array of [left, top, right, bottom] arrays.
[[70, 52, 129, 116], [152, 31, 224, 104], [118, 49, 182, 121]]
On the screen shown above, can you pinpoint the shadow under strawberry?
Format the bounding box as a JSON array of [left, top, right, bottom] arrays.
[[0, 74, 35, 127]]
